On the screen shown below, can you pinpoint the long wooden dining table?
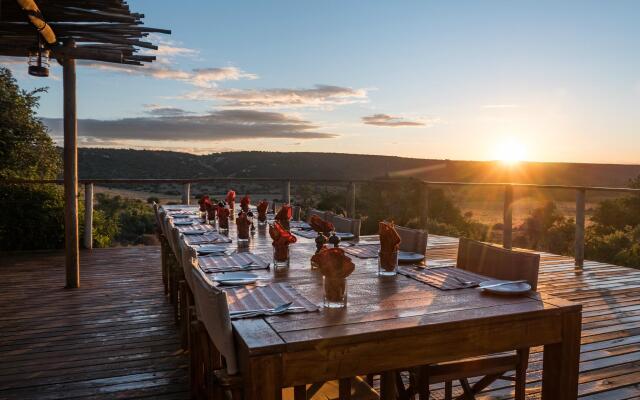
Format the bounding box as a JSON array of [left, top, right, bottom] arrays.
[[163, 206, 581, 400]]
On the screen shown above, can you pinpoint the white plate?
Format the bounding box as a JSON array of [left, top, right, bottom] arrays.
[[173, 220, 194, 225], [479, 280, 532, 295], [182, 229, 208, 235], [214, 272, 258, 285], [335, 232, 355, 241], [398, 251, 426, 263]]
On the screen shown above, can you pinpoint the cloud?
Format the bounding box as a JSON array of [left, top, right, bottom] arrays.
[[142, 104, 194, 117], [482, 104, 520, 109], [191, 67, 258, 88], [41, 110, 337, 142], [361, 113, 428, 127], [184, 84, 368, 109]]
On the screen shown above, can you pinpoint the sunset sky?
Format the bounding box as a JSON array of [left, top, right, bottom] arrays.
[[3, 1, 639, 164]]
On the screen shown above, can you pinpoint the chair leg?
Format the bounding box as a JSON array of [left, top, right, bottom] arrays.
[[339, 378, 351, 400], [459, 378, 474, 400], [515, 348, 530, 400], [179, 280, 189, 351], [380, 371, 397, 400], [416, 366, 430, 400], [294, 385, 307, 400], [444, 381, 453, 400]]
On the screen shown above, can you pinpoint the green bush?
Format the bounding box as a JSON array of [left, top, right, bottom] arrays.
[[0, 184, 65, 250]]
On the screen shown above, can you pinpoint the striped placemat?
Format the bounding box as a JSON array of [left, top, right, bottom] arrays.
[[184, 231, 233, 245], [177, 223, 214, 232], [292, 229, 318, 239], [342, 243, 380, 259], [199, 253, 270, 273], [289, 221, 311, 229], [398, 266, 488, 290], [225, 283, 319, 319]]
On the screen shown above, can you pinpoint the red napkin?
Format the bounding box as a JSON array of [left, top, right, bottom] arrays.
[[240, 195, 251, 213], [256, 200, 269, 222], [269, 221, 297, 261], [379, 221, 401, 271], [226, 190, 236, 205], [217, 206, 230, 229], [198, 195, 211, 212], [314, 247, 355, 279], [310, 214, 334, 234], [205, 202, 217, 221], [236, 211, 251, 239]]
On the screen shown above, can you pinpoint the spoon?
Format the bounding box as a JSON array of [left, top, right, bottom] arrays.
[[230, 302, 294, 316], [453, 275, 477, 287]]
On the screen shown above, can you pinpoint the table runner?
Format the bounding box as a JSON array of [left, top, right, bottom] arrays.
[[225, 283, 319, 319], [184, 231, 233, 245], [398, 266, 489, 290], [199, 253, 270, 273]]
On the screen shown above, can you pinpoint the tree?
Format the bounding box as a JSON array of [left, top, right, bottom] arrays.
[[0, 67, 64, 250], [0, 67, 61, 180]]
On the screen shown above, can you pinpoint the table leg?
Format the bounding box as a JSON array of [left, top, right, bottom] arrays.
[[244, 354, 283, 400], [541, 308, 581, 400]]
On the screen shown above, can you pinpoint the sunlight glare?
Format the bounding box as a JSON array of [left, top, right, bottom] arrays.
[[494, 138, 527, 165]]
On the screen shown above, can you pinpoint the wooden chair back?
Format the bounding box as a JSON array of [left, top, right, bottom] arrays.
[[168, 226, 182, 261], [189, 267, 238, 374], [292, 205, 302, 221], [179, 240, 197, 288], [456, 238, 540, 290], [307, 208, 332, 222], [328, 214, 361, 239], [395, 225, 428, 255]]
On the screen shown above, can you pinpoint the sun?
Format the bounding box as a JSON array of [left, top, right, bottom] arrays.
[[494, 138, 527, 165]]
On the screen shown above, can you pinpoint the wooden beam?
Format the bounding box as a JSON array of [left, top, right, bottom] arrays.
[[63, 40, 79, 288]]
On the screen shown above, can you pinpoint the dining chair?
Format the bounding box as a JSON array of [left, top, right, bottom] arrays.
[[153, 203, 169, 295], [328, 214, 361, 239], [188, 266, 380, 400], [402, 238, 541, 400], [307, 208, 333, 222], [395, 225, 428, 255], [179, 240, 198, 350], [292, 205, 302, 221], [169, 226, 186, 325]]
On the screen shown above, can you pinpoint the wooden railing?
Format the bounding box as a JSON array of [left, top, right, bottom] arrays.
[[4, 177, 640, 268]]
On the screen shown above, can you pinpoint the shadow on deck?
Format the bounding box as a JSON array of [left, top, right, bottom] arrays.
[[2, 241, 640, 399]]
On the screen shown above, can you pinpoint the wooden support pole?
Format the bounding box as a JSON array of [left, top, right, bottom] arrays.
[[503, 184, 513, 250], [575, 188, 586, 268], [283, 180, 291, 204], [63, 41, 79, 288], [83, 183, 93, 249], [420, 182, 429, 229], [181, 183, 190, 205], [348, 182, 356, 217]]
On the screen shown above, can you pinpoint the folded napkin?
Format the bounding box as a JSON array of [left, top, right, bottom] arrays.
[[269, 221, 297, 262], [205, 202, 217, 221], [198, 195, 212, 212], [379, 221, 401, 272], [236, 211, 252, 239], [275, 204, 292, 229], [240, 195, 251, 213], [217, 205, 230, 229], [314, 248, 355, 303], [226, 190, 236, 208], [256, 200, 269, 222], [310, 214, 334, 235]]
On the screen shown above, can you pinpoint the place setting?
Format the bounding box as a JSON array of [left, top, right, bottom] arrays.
[[224, 282, 319, 319], [198, 252, 270, 273]]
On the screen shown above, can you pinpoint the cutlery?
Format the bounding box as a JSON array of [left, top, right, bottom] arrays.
[[230, 302, 293, 315], [480, 280, 528, 289], [453, 276, 477, 287]]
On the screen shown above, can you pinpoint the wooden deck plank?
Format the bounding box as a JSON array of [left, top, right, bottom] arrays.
[[0, 247, 189, 400]]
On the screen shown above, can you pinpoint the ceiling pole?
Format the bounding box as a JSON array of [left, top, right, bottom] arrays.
[[62, 39, 79, 288]]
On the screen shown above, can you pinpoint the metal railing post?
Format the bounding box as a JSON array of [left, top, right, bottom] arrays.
[[181, 183, 190, 205], [575, 188, 586, 268], [348, 182, 356, 217], [83, 183, 93, 249], [420, 182, 429, 229], [283, 180, 291, 204], [503, 184, 513, 249]]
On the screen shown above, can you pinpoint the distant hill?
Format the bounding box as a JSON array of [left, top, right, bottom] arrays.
[[75, 148, 640, 188]]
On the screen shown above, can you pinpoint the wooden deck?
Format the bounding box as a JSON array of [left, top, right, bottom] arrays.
[[1, 241, 640, 399]]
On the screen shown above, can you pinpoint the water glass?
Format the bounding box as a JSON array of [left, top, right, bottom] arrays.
[[378, 251, 398, 276], [323, 276, 347, 308]]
